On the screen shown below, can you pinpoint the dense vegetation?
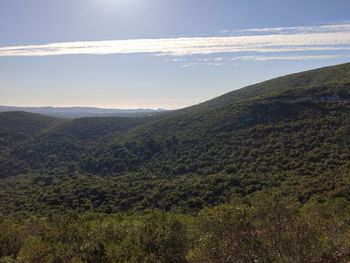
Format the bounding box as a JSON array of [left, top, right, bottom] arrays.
[[1, 193, 350, 263]]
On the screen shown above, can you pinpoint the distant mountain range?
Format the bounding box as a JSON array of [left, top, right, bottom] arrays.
[[1, 62, 350, 215], [0, 106, 168, 118]]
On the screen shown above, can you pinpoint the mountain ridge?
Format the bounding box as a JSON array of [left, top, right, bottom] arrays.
[[0, 106, 168, 119]]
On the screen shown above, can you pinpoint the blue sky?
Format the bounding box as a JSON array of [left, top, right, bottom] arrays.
[[1, 0, 350, 109]]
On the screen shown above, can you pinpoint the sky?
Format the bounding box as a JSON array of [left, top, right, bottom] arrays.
[[1, 0, 350, 109]]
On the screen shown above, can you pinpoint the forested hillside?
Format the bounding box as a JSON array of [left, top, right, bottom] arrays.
[[0, 63, 350, 215]]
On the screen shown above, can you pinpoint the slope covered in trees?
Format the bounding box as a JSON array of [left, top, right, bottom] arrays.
[[97, 62, 350, 178], [0, 63, 350, 215]]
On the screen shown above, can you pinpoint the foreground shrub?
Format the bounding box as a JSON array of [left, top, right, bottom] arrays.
[[2, 195, 350, 262]]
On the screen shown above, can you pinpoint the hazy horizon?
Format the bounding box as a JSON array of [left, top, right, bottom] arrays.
[[1, 0, 350, 109], [0, 105, 169, 110]]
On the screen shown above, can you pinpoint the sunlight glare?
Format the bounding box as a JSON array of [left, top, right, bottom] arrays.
[[98, 0, 140, 8]]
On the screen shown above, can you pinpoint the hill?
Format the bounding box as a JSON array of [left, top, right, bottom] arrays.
[[0, 62, 350, 215], [78, 63, 350, 182], [0, 113, 157, 179], [0, 112, 64, 178]]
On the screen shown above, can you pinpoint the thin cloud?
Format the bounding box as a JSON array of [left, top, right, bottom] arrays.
[[1, 23, 350, 57], [173, 54, 350, 67], [232, 23, 350, 35], [234, 54, 350, 62]]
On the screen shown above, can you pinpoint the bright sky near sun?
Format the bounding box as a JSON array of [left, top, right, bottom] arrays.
[[1, 0, 350, 109]]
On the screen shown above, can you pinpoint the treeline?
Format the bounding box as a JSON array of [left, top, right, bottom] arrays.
[[1, 194, 350, 263]]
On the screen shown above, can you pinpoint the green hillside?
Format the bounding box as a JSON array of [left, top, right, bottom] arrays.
[[1, 63, 350, 215], [0, 112, 64, 178], [83, 63, 350, 181], [0, 114, 155, 178]]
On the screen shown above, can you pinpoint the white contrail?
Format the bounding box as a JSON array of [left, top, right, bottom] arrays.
[[1, 24, 350, 57]]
